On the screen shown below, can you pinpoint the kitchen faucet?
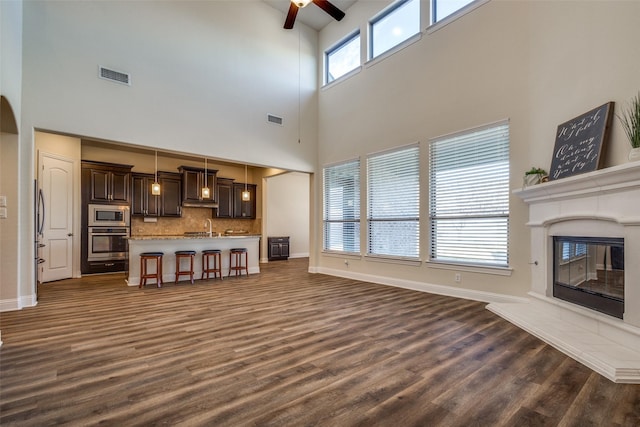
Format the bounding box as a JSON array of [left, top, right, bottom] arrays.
[[205, 218, 213, 237]]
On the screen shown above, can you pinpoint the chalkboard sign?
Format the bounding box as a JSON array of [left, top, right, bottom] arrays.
[[548, 102, 614, 181]]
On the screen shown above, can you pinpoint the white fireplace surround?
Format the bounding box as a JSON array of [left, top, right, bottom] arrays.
[[487, 162, 640, 383]]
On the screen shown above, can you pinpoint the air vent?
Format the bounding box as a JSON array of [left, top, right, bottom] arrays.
[[98, 66, 131, 86], [267, 114, 283, 126]]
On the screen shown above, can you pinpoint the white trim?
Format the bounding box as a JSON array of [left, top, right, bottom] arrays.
[[0, 294, 37, 312], [0, 298, 21, 312], [314, 266, 525, 304]]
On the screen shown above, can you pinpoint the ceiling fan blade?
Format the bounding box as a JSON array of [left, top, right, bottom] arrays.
[[284, 3, 299, 29], [312, 0, 345, 22]]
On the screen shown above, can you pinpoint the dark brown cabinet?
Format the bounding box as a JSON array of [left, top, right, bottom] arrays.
[[82, 161, 132, 204], [159, 173, 182, 217], [131, 172, 182, 217], [179, 166, 217, 206], [215, 178, 234, 218], [233, 183, 257, 219], [131, 174, 159, 217], [268, 237, 290, 261]]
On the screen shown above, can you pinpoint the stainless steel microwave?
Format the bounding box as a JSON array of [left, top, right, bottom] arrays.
[[88, 204, 130, 227]]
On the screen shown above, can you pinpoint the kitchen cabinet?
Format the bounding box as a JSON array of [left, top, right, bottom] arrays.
[[82, 161, 132, 204], [233, 183, 257, 219], [268, 237, 290, 261], [159, 172, 182, 217], [131, 172, 182, 217], [179, 166, 217, 206], [131, 174, 159, 216], [215, 178, 234, 218]]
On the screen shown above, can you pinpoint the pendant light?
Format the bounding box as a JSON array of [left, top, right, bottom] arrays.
[[201, 157, 210, 199], [151, 151, 161, 195], [242, 164, 251, 201]]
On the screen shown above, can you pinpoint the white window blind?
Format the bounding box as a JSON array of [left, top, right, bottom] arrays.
[[323, 160, 360, 253], [429, 122, 510, 267], [367, 145, 420, 258]]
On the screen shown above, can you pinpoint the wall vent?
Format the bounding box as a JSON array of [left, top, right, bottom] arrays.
[[98, 66, 131, 86], [267, 114, 283, 126]]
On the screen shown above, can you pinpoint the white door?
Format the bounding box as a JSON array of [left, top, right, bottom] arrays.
[[39, 153, 74, 282]]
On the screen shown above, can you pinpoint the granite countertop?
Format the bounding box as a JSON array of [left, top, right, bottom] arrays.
[[128, 234, 261, 240]]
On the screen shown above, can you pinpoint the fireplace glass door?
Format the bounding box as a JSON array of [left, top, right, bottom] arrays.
[[553, 236, 624, 319]]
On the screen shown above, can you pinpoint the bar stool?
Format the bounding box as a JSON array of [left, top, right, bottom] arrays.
[[139, 252, 164, 288], [202, 249, 222, 280], [229, 248, 249, 276], [175, 250, 196, 284]]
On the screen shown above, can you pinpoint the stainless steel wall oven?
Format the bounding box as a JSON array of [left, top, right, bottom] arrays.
[[87, 226, 130, 261], [86, 204, 130, 263]]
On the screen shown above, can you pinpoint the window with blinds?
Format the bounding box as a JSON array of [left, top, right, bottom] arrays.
[[367, 145, 420, 258], [323, 160, 360, 253], [429, 121, 510, 267]]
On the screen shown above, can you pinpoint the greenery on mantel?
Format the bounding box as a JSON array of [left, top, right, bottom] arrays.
[[618, 91, 640, 149], [525, 167, 547, 176]]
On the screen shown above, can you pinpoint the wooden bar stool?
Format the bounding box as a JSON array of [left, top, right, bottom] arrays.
[[229, 248, 249, 276], [139, 252, 164, 288], [175, 250, 196, 284], [202, 249, 222, 280]]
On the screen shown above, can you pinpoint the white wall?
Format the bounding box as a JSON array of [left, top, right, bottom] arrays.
[[21, 0, 318, 172], [314, 1, 640, 299], [264, 172, 310, 260], [0, 0, 24, 314]]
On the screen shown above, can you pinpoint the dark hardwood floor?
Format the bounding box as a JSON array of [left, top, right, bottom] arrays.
[[1, 258, 639, 426]]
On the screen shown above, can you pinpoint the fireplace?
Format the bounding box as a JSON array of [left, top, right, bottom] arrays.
[[487, 162, 640, 383], [553, 236, 624, 319]]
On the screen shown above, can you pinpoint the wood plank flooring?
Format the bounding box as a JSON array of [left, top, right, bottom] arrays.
[[1, 258, 639, 426]]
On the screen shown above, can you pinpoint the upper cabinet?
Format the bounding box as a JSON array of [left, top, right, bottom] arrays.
[[233, 183, 257, 219], [82, 161, 132, 204], [131, 172, 182, 217], [179, 166, 217, 206], [215, 178, 234, 218], [214, 179, 256, 219]]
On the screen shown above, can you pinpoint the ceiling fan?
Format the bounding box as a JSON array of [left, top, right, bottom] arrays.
[[284, 0, 345, 29]]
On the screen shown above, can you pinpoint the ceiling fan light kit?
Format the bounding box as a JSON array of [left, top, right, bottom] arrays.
[[284, 0, 345, 29]]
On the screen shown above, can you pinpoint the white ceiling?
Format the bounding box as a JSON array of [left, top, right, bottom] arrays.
[[263, 0, 357, 31]]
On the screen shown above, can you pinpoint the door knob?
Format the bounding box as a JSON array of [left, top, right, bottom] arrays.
[[67, 233, 73, 237]]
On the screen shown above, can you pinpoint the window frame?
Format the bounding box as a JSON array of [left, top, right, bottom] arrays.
[[428, 120, 510, 270], [323, 159, 361, 254], [366, 143, 420, 260], [428, 0, 490, 32], [325, 30, 361, 85], [369, 0, 421, 61]]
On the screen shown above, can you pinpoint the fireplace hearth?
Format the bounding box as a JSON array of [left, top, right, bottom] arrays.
[[553, 236, 624, 319], [487, 162, 640, 383]]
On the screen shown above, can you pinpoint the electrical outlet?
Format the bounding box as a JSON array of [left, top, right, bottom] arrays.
[[454, 273, 461, 283]]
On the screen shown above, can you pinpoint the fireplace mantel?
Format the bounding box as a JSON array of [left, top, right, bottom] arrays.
[[514, 162, 640, 206], [488, 161, 640, 383]]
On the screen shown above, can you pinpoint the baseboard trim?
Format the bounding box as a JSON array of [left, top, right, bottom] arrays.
[[312, 267, 526, 304]]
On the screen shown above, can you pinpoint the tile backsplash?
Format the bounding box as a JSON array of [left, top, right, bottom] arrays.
[[131, 207, 261, 236]]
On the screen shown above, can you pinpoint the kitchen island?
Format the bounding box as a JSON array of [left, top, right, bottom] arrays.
[[127, 235, 260, 286]]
